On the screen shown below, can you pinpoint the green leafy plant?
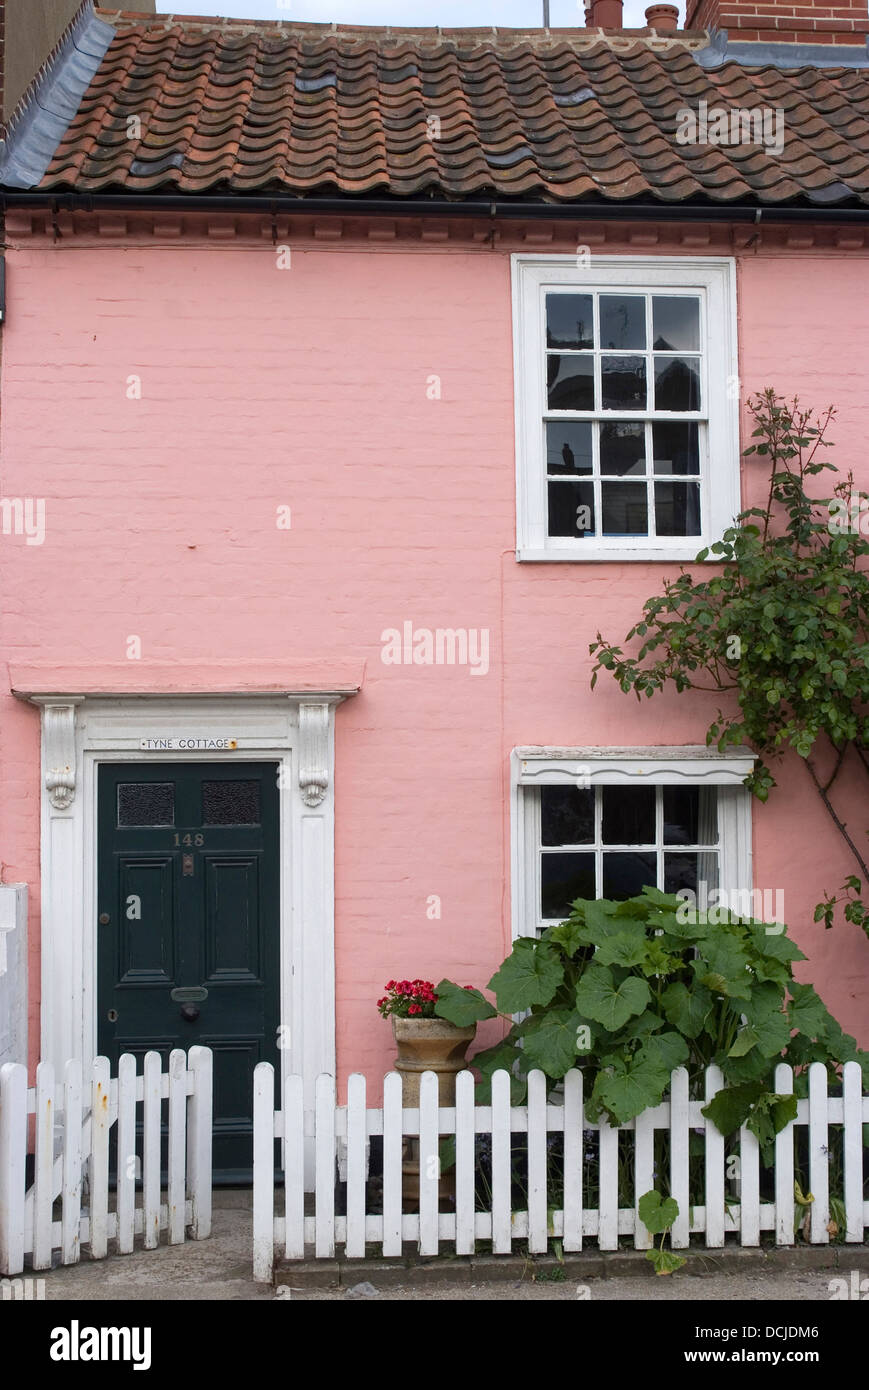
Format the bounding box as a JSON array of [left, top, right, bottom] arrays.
[[638, 1190, 686, 1275], [589, 389, 869, 937], [434, 887, 868, 1162]]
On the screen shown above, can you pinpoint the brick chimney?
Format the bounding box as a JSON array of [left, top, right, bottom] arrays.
[[684, 0, 869, 46], [586, 0, 625, 27]]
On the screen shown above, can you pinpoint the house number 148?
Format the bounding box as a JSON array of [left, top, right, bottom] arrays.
[[173, 833, 205, 846]]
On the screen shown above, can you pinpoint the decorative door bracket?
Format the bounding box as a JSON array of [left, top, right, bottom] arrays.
[[297, 702, 330, 807]]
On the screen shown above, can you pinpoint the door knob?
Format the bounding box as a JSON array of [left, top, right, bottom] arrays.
[[180, 1003, 200, 1022]]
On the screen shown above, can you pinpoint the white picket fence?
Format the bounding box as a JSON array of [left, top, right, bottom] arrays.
[[0, 1047, 212, 1275], [252, 1060, 868, 1281]]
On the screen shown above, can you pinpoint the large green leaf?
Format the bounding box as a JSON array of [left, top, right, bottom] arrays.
[[434, 979, 497, 1027], [593, 926, 649, 970], [519, 1009, 589, 1078], [701, 1081, 765, 1136], [638, 1189, 679, 1235], [488, 938, 564, 1013], [574, 967, 651, 1032], [788, 982, 835, 1039], [638, 1030, 689, 1074], [660, 982, 714, 1039], [546, 917, 590, 956], [747, 925, 806, 965], [593, 1053, 668, 1125]]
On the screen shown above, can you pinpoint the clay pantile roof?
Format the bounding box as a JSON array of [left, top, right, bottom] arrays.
[[21, 10, 869, 206]]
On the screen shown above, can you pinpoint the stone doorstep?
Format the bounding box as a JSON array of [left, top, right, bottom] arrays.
[[274, 1244, 869, 1290]]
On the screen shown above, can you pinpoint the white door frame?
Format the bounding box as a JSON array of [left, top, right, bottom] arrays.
[[26, 692, 348, 1118]]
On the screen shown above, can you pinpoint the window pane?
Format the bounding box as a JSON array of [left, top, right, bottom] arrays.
[[654, 357, 700, 412], [655, 481, 701, 536], [602, 785, 655, 844], [664, 852, 719, 896], [601, 482, 647, 536], [652, 421, 699, 475], [546, 421, 593, 475], [202, 779, 261, 825], [653, 296, 700, 351], [542, 852, 595, 918], [663, 786, 718, 845], [117, 782, 174, 827], [600, 295, 646, 350], [548, 480, 594, 538], [600, 421, 646, 476], [542, 787, 594, 845], [546, 293, 594, 350], [602, 852, 656, 900], [602, 356, 646, 410], [547, 356, 595, 411]]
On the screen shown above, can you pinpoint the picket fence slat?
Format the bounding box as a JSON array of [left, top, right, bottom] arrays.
[[0, 1064, 27, 1275], [314, 1074, 335, 1259], [116, 1053, 137, 1256], [252, 1063, 869, 1282], [491, 1070, 512, 1255], [704, 1065, 725, 1249], [252, 1061, 274, 1284], [381, 1072, 403, 1257], [670, 1068, 690, 1250], [168, 1050, 187, 1246], [283, 1073, 305, 1261], [345, 1074, 367, 1259], [32, 1063, 55, 1270], [774, 1062, 795, 1246], [843, 1062, 863, 1242], [0, 1050, 212, 1277], [562, 1069, 583, 1253], [61, 1060, 83, 1265], [808, 1063, 830, 1245], [454, 1070, 475, 1257]]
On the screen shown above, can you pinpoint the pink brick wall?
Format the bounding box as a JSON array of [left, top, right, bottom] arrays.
[[1, 226, 867, 1084]]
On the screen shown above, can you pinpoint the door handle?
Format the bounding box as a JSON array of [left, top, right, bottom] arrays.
[[180, 1003, 200, 1022]]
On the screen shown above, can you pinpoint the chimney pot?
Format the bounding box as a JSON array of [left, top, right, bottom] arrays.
[[587, 0, 624, 28], [645, 4, 680, 30]]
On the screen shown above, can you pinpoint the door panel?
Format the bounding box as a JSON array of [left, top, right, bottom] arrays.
[[98, 761, 280, 1183]]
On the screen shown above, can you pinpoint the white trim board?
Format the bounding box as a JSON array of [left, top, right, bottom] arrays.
[[28, 692, 346, 1183], [511, 254, 741, 562]]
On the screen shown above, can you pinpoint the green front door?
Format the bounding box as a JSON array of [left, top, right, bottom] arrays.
[[97, 761, 280, 1183]]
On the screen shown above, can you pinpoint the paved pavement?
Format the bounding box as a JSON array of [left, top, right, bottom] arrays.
[[22, 1192, 866, 1303]]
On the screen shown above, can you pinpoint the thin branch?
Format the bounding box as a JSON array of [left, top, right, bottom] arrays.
[[805, 758, 869, 882], [822, 743, 847, 795]]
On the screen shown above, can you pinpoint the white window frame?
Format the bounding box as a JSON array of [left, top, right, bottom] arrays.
[[512, 255, 741, 562], [510, 747, 754, 941]]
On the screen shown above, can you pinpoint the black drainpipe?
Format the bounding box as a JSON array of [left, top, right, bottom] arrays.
[[1, 191, 869, 224]]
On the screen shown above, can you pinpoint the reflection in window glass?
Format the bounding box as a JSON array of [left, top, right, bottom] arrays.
[[546, 294, 594, 350], [546, 421, 593, 475]]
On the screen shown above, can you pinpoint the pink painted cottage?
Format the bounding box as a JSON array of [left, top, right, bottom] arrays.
[[1, 0, 868, 1177]]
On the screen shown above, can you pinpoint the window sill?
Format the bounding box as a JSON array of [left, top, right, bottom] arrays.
[[516, 544, 717, 563]]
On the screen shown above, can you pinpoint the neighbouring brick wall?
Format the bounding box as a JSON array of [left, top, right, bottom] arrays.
[[686, 0, 869, 43]]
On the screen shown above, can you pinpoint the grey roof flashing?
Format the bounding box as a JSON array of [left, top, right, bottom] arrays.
[[0, 2, 115, 190], [696, 27, 869, 68]]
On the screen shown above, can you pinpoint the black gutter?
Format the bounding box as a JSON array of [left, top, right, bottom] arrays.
[[2, 190, 869, 223]]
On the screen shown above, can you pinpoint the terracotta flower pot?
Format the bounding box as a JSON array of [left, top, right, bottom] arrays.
[[390, 1016, 477, 1212], [391, 1016, 477, 1106]]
